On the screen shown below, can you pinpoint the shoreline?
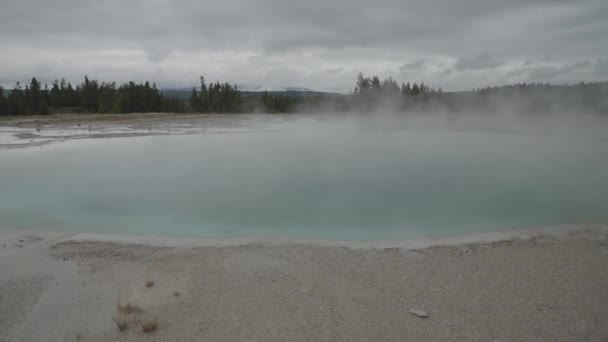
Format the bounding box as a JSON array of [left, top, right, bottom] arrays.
[[1, 224, 607, 341], [0, 113, 233, 128], [0, 113, 262, 149], [2, 223, 607, 250]]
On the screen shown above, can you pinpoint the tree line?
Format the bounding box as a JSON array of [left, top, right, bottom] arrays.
[[0, 76, 186, 115], [1, 74, 607, 115], [188, 76, 241, 113]]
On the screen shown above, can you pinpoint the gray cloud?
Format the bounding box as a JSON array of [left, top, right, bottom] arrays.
[[453, 53, 505, 71], [400, 60, 425, 73], [526, 66, 575, 82], [1, 0, 607, 91], [594, 57, 608, 76], [503, 61, 592, 83]]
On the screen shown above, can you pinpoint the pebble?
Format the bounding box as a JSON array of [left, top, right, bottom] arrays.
[[410, 309, 429, 318]]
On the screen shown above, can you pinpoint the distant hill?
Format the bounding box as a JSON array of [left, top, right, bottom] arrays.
[[160, 88, 343, 100]]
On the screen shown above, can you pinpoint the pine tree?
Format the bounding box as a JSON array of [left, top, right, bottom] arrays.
[[7, 82, 26, 115], [356, 73, 370, 94], [143, 81, 151, 112], [98, 86, 116, 114], [24, 85, 31, 113], [411, 83, 420, 96], [0, 86, 5, 115], [261, 91, 272, 112], [111, 93, 125, 113], [371, 76, 381, 90], [80, 76, 99, 113], [66, 83, 78, 107], [40, 83, 49, 114], [199, 76, 208, 113], [50, 80, 61, 107], [59, 78, 67, 106], [81, 76, 90, 112], [382, 77, 399, 93], [28, 78, 42, 114], [152, 83, 162, 112], [189, 87, 199, 112]]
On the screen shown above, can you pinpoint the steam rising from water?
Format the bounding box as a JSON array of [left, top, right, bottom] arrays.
[[1, 113, 607, 240]]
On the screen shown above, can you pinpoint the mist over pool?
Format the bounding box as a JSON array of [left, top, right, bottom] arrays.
[[1, 114, 608, 240]]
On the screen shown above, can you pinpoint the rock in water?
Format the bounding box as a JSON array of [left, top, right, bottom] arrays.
[[410, 309, 429, 318]]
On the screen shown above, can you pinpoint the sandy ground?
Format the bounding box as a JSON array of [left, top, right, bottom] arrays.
[[1, 227, 607, 342]]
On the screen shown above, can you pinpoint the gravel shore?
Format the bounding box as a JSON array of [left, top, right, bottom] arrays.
[[1, 227, 607, 341]]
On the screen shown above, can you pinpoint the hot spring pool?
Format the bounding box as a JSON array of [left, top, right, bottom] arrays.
[[1, 114, 608, 240]]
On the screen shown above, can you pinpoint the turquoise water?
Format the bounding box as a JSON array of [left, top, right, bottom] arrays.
[[1, 115, 608, 240]]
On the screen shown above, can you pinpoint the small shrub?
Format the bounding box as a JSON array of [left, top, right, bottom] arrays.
[[117, 302, 142, 314], [141, 319, 159, 333], [145, 280, 154, 288], [113, 311, 130, 332]]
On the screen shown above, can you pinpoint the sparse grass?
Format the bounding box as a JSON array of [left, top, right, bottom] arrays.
[[113, 314, 129, 332], [117, 301, 143, 314], [114, 301, 143, 332], [114, 288, 147, 332], [145, 280, 154, 288], [141, 319, 159, 333]]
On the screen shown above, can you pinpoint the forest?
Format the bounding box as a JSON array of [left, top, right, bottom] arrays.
[[1, 74, 607, 115], [0, 77, 185, 115]]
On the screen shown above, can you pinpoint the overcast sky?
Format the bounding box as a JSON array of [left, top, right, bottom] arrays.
[[1, 0, 607, 92]]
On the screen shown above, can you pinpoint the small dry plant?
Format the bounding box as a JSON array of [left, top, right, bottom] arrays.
[[113, 288, 143, 332], [117, 301, 143, 314], [145, 279, 154, 288], [113, 310, 130, 332], [141, 318, 159, 333]]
